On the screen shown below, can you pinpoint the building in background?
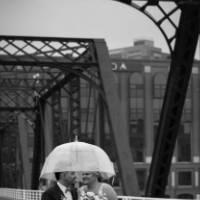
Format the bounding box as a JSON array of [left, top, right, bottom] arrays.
[[110, 39, 169, 60], [107, 39, 200, 198]]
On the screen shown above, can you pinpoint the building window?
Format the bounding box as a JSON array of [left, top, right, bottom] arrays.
[[130, 84, 144, 97], [136, 168, 147, 191], [129, 73, 144, 121], [129, 73, 145, 162], [153, 109, 161, 122], [130, 120, 145, 162], [130, 108, 144, 120], [154, 84, 166, 98], [153, 73, 167, 98], [177, 123, 191, 162], [177, 84, 192, 162], [178, 171, 192, 186], [153, 73, 166, 122]]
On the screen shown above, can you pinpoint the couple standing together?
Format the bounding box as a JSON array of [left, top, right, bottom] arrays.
[[41, 171, 117, 200]]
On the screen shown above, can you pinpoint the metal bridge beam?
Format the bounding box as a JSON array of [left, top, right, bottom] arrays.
[[95, 39, 139, 195], [0, 128, 4, 187], [69, 77, 81, 141], [17, 113, 31, 189], [145, 5, 200, 197], [51, 90, 63, 146], [31, 99, 44, 189], [44, 100, 54, 157]]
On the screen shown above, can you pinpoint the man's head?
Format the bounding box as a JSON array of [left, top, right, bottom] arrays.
[[55, 171, 76, 187]]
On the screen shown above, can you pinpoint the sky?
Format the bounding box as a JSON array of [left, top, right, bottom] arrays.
[[0, 0, 199, 58]]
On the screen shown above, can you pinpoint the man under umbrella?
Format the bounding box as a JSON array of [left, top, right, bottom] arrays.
[[40, 141, 116, 200], [41, 171, 78, 200]]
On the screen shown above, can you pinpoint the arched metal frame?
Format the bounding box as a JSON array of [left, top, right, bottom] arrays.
[[130, 1, 180, 54], [116, 0, 200, 197]]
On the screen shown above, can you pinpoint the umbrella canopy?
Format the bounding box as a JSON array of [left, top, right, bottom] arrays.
[[40, 141, 115, 180]]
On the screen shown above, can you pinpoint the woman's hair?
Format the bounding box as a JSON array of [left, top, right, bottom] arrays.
[[95, 172, 102, 182]]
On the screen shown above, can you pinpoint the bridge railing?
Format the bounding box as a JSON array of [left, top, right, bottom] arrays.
[[0, 188, 195, 200], [0, 188, 43, 200]]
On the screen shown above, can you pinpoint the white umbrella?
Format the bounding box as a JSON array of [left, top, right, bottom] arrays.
[[40, 141, 115, 180]]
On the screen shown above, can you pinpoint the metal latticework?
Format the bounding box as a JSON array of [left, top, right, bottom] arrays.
[[0, 36, 139, 195], [0, 36, 99, 109], [130, 1, 180, 53]]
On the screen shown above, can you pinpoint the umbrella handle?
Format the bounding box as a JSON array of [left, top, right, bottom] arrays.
[[74, 135, 78, 141]]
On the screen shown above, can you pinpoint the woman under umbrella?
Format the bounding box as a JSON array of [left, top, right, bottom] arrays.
[[79, 172, 117, 200]]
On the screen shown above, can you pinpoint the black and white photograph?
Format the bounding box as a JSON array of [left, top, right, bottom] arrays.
[[0, 1, 199, 200]]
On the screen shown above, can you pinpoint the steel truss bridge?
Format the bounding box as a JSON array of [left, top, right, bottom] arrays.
[[0, 0, 199, 197]]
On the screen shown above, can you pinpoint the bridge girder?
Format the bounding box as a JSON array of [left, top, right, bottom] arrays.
[[0, 36, 139, 194]]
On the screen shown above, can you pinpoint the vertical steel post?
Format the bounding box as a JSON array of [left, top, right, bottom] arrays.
[[0, 128, 4, 187], [145, 5, 200, 197], [69, 77, 81, 141], [31, 98, 44, 189], [52, 90, 63, 146]]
